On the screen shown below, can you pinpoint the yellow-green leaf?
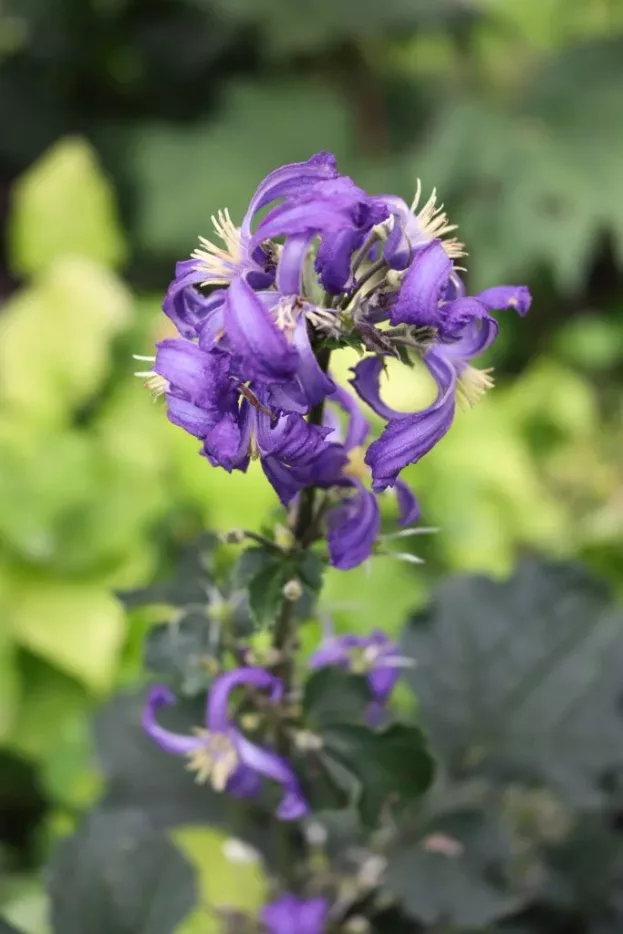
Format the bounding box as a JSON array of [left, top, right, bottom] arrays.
[[9, 572, 125, 692], [173, 827, 268, 934], [0, 256, 132, 424], [8, 137, 127, 276]]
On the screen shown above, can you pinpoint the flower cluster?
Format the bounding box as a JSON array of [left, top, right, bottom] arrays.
[[137, 152, 530, 572]]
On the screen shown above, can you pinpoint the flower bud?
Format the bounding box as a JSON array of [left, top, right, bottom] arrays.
[[282, 578, 303, 601], [220, 528, 245, 545]]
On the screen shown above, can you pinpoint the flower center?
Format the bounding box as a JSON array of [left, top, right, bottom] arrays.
[[456, 365, 495, 410], [342, 445, 369, 481], [191, 208, 243, 286], [133, 356, 169, 398], [186, 729, 240, 791]]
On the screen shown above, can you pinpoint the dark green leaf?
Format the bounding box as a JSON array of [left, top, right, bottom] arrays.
[[118, 534, 217, 610], [303, 667, 372, 729], [247, 558, 291, 628], [48, 808, 196, 934], [402, 559, 623, 804], [143, 613, 216, 696], [386, 809, 519, 927], [0, 917, 28, 934], [322, 723, 434, 825], [232, 548, 275, 588]]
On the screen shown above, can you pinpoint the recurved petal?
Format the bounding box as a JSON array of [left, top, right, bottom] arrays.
[[142, 685, 203, 756], [389, 239, 453, 329], [207, 668, 283, 733], [242, 152, 338, 239], [327, 486, 381, 570], [394, 478, 421, 526], [225, 277, 298, 382], [349, 356, 403, 422], [365, 352, 457, 491], [234, 733, 310, 821], [329, 384, 370, 450], [478, 284, 532, 316], [292, 316, 336, 407]]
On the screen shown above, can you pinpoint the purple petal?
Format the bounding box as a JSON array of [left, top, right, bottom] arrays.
[[155, 339, 225, 407], [441, 296, 491, 339], [207, 668, 283, 732], [165, 394, 218, 439], [162, 260, 215, 339], [262, 456, 309, 505], [394, 478, 421, 525], [225, 764, 262, 799], [329, 384, 370, 450], [366, 352, 457, 491], [262, 895, 329, 934], [276, 234, 314, 294], [440, 315, 499, 361], [349, 356, 402, 421], [257, 411, 330, 463], [309, 634, 358, 670], [478, 285, 532, 316], [383, 215, 413, 270], [390, 240, 453, 330], [224, 278, 298, 382], [234, 733, 309, 821], [203, 411, 250, 472], [142, 685, 203, 756], [327, 485, 380, 570], [368, 665, 400, 706], [291, 316, 336, 407], [242, 152, 339, 240], [315, 227, 363, 294]]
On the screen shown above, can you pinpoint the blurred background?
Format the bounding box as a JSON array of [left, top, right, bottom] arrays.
[[1, 0, 623, 929]]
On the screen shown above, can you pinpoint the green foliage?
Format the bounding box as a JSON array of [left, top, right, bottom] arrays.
[[8, 139, 127, 277], [48, 809, 197, 934], [402, 559, 623, 803]]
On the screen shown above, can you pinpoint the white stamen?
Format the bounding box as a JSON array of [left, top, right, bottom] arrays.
[[411, 179, 465, 260], [191, 208, 243, 286], [132, 354, 156, 362], [134, 369, 169, 399], [456, 365, 495, 410], [380, 527, 440, 540]]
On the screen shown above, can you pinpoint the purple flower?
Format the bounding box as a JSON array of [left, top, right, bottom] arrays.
[[143, 668, 309, 821], [351, 238, 531, 490], [261, 895, 329, 934], [317, 385, 419, 570], [309, 627, 406, 710], [253, 175, 389, 295], [163, 153, 340, 339]]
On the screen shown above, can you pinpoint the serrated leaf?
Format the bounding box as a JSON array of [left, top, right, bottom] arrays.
[[0, 257, 131, 425], [8, 137, 126, 276], [322, 723, 434, 825], [303, 667, 372, 730], [48, 808, 196, 934], [386, 809, 519, 927], [401, 559, 623, 803], [8, 573, 125, 693]]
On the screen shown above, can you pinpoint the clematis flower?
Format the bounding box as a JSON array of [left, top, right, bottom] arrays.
[[253, 174, 389, 295], [318, 385, 419, 570], [143, 668, 309, 821], [352, 239, 531, 490], [162, 152, 341, 339], [309, 627, 407, 711], [261, 894, 329, 934]]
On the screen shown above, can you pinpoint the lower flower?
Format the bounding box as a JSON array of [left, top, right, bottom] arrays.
[[143, 668, 309, 821]]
